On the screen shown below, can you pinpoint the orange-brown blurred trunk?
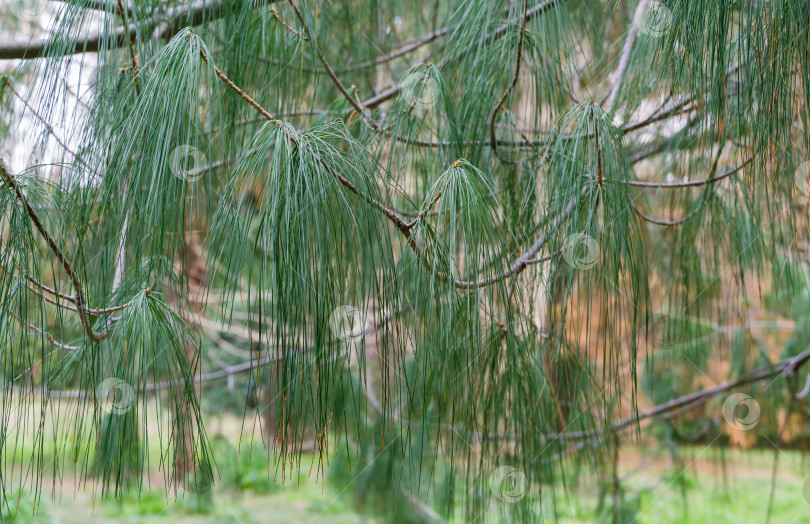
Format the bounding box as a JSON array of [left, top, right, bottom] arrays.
[[172, 240, 206, 484]]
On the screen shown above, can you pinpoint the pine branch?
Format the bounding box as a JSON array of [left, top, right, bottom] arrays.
[[604, 0, 648, 112], [386, 344, 810, 446], [0, 158, 109, 341], [554, 345, 810, 443], [625, 156, 752, 188], [200, 48, 412, 233], [406, 182, 588, 289], [2, 77, 80, 159], [10, 310, 80, 352], [359, 0, 565, 109], [202, 48, 587, 290], [0, 0, 268, 59], [287, 0, 369, 119], [489, 0, 530, 157], [627, 197, 708, 226], [269, 6, 307, 41]]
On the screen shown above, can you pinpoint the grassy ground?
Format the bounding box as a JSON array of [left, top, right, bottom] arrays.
[[2, 407, 809, 523], [546, 447, 810, 523], [4, 447, 808, 523], [2, 429, 370, 524], [4, 454, 808, 523], [1, 405, 371, 524], [6, 482, 367, 524]]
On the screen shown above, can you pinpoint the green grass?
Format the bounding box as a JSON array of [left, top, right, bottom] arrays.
[[4, 457, 806, 524], [3, 408, 809, 523], [547, 447, 810, 523], [0, 406, 369, 524], [3, 449, 368, 524]]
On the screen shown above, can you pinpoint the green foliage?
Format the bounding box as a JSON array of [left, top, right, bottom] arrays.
[[1, 0, 809, 522]]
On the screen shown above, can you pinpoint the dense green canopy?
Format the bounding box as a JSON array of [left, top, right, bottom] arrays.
[[1, 0, 809, 521]]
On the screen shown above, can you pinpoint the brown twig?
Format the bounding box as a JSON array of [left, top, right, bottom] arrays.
[[286, 0, 369, 120], [269, 7, 307, 40], [199, 48, 277, 121], [358, 0, 565, 110], [376, 100, 695, 150], [405, 191, 443, 230], [0, 159, 106, 341], [114, 0, 141, 294], [625, 156, 752, 188], [24, 279, 141, 317], [11, 310, 80, 352], [404, 185, 588, 289], [489, 0, 529, 158], [199, 48, 412, 234], [628, 197, 708, 226], [117, 0, 139, 74]]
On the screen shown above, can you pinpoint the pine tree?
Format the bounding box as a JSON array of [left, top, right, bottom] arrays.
[[0, 0, 808, 521]]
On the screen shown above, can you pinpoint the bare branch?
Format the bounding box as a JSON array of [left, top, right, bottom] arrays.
[[0, 0, 265, 60], [604, 0, 648, 112], [625, 156, 752, 188]]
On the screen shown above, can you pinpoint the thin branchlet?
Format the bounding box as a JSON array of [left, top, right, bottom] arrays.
[[0, 158, 105, 341], [489, 0, 529, 158]]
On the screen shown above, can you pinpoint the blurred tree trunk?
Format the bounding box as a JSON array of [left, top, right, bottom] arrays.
[[173, 240, 206, 484]]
